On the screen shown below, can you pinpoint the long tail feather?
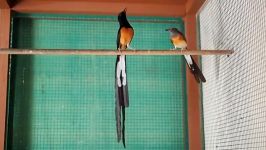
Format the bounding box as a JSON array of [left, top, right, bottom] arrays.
[[193, 73, 201, 83], [115, 56, 122, 142], [115, 73, 121, 142], [115, 55, 129, 148], [190, 57, 206, 82], [122, 106, 126, 148], [122, 85, 129, 107], [184, 55, 206, 83], [115, 94, 122, 142]]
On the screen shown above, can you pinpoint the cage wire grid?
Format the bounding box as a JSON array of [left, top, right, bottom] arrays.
[[6, 13, 188, 150], [199, 0, 266, 149]]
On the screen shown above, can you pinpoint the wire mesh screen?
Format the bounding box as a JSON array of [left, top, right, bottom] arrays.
[[6, 13, 188, 150], [199, 0, 266, 149]]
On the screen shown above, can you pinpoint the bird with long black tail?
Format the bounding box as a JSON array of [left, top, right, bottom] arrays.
[[166, 28, 206, 83], [115, 8, 134, 148]]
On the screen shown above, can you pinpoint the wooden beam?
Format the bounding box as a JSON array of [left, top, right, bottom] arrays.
[[12, 0, 186, 17], [0, 49, 233, 55], [0, 8, 11, 150], [184, 1, 207, 150], [0, 0, 9, 9], [186, 0, 206, 15], [185, 14, 204, 150]]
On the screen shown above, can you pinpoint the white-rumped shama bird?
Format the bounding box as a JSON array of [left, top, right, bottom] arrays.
[[115, 8, 134, 148], [166, 28, 206, 83]]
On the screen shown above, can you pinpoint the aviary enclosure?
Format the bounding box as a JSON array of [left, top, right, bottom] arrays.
[[0, 0, 265, 150]]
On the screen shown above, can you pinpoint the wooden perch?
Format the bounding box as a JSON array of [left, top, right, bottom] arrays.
[[0, 48, 233, 56]]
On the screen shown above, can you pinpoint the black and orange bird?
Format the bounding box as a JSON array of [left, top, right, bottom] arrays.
[[115, 8, 134, 148], [166, 28, 206, 83]]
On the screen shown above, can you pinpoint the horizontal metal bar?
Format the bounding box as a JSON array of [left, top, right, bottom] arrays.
[[0, 49, 234, 55], [13, 16, 181, 24]]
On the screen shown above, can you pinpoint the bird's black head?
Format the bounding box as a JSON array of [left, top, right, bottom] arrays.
[[165, 28, 180, 33], [118, 8, 131, 27], [166, 27, 185, 37], [166, 27, 186, 40], [118, 8, 127, 20]]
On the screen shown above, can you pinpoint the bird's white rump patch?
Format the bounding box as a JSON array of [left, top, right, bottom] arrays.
[[116, 55, 127, 87]]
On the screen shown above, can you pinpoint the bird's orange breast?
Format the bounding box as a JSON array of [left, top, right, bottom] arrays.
[[120, 27, 134, 49], [171, 35, 187, 48]]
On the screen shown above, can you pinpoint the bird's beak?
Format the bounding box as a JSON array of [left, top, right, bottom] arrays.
[[165, 28, 170, 31], [124, 8, 127, 12]]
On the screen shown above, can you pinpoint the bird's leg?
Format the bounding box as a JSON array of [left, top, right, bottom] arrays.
[[120, 55, 127, 86], [127, 44, 136, 50], [116, 58, 122, 87]]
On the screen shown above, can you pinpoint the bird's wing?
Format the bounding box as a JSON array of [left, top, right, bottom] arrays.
[[117, 27, 121, 49]]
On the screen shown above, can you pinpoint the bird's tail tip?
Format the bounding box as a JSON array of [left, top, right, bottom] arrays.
[[201, 77, 206, 83], [191, 65, 206, 83], [123, 142, 126, 148]]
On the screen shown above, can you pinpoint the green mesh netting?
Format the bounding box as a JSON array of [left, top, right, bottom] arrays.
[[6, 13, 188, 150]]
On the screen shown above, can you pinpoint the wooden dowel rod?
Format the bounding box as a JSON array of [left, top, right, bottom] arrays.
[[0, 49, 233, 55]]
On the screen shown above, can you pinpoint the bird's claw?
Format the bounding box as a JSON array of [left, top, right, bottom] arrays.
[[170, 47, 175, 50], [127, 46, 136, 50], [118, 48, 122, 53]]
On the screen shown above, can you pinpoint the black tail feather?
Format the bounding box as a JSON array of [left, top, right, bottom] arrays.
[[189, 57, 206, 83], [115, 55, 129, 148], [122, 106, 126, 148], [115, 82, 122, 142], [193, 73, 201, 83]]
